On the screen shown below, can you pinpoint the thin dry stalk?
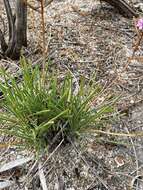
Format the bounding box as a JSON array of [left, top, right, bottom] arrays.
[[40, 0, 46, 82], [132, 32, 143, 57], [85, 129, 143, 138]]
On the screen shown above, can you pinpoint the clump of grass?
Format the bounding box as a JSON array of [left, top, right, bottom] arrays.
[[0, 57, 117, 153]]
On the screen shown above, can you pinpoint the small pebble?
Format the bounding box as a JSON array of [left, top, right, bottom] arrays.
[[130, 99, 134, 104]]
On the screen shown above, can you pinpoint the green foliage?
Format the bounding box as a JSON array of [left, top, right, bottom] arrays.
[[0, 57, 117, 153]]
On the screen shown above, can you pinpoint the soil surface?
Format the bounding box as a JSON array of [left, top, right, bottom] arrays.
[[0, 0, 143, 189]]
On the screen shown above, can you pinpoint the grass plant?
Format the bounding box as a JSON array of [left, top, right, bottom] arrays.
[[0, 57, 117, 153]]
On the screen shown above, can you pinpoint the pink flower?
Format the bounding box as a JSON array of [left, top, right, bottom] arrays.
[[137, 18, 143, 30]]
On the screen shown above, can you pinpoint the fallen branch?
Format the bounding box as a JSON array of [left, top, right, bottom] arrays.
[[101, 0, 138, 18]]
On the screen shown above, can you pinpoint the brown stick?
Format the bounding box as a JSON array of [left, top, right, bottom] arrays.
[[102, 0, 138, 18]]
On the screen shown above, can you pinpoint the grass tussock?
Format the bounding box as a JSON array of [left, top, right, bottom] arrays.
[[0, 57, 118, 154]]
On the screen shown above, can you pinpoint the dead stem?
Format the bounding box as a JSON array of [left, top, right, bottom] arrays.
[[40, 0, 46, 82], [132, 31, 143, 58]]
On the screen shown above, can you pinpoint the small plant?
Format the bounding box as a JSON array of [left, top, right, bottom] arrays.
[[131, 18, 143, 60], [0, 57, 117, 153]]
